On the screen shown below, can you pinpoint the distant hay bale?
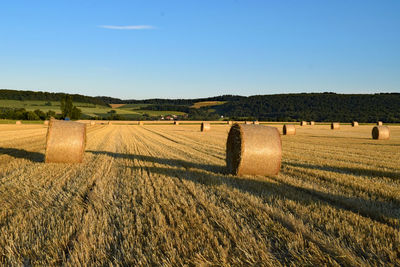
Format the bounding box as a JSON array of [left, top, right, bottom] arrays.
[[352, 121, 359, 127], [139, 121, 144, 125], [201, 122, 211, 132], [377, 121, 383, 126], [283, 124, 296, 135], [227, 121, 233, 125], [253, 121, 259, 125], [331, 122, 340, 130], [301, 121, 307, 126], [372, 126, 390, 140], [245, 121, 252, 125], [45, 119, 86, 163], [90, 121, 95, 126], [174, 121, 179, 125], [44, 120, 49, 125], [16, 121, 21, 125], [310, 121, 315, 126], [108, 121, 112, 125], [226, 124, 282, 176]]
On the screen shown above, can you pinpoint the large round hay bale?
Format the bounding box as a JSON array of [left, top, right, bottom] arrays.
[[372, 126, 390, 140], [45, 119, 86, 163], [300, 121, 307, 126], [352, 121, 359, 127], [283, 124, 296, 135], [201, 122, 210, 132], [226, 124, 282, 176], [377, 121, 383, 126], [309, 121, 315, 126], [16, 121, 21, 125], [331, 122, 340, 130], [174, 121, 179, 125]]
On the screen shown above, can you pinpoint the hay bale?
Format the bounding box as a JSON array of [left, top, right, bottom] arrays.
[[253, 121, 259, 125], [139, 121, 144, 126], [283, 124, 296, 135], [377, 121, 383, 126], [201, 122, 211, 132], [90, 121, 96, 126], [107, 121, 112, 125], [16, 121, 21, 125], [174, 121, 180, 125], [310, 121, 315, 126], [226, 124, 282, 176], [372, 126, 390, 140], [227, 121, 233, 125], [300, 121, 307, 126], [352, 121, 359, 127], [331, 122, 340, 130], [45, 119, 86, 163], [245, 121, 252, 125], [44, 120, 49, 125]]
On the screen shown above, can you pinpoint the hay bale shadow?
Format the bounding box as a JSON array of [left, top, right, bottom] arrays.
[[0, 147, 45, 162]]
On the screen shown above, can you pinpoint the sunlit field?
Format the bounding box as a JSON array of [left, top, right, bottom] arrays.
[[0, 123, 399, 265]]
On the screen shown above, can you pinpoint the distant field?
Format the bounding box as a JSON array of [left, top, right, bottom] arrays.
[[0, 124, 399, 265], [191, 101, 226, 108], [0, 100, 186, 118]]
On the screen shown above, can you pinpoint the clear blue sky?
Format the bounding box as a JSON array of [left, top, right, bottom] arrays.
[[0, 0, 399, 99]]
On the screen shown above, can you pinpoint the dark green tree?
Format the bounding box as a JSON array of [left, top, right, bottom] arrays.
[[60, 95, 82, 120]]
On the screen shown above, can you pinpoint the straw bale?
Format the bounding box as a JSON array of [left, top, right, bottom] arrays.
[[90, 121, 96, 126], [108, 121, 112, 125], [310, 121, 315, 126], [331, 122, 340, 130], [45, 119, 86, 163], [377, 121, 383, 126], [227, 121, 233, 125], [352, 121, 359, 127], [372, 126, 390, 140], [201, 122, 211, 132], [253, 121, 259, 125], [283, 124, 296, 135], [139, 121, 144, 125], [301, 121, 307, 126], [174, 121, 180, 125], [245, 121, 252, 125], [44, 120, 49, 125], [226, 124, 282, 176], [15, 121, 21, 125]]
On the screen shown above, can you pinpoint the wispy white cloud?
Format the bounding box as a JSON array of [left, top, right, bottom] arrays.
[[99, 25, 155, 30]]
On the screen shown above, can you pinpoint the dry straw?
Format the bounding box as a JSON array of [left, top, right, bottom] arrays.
[[253, 121, 259, 125], [226, 124, 282, 176], [45, 119, 86, 163], [377, 121, 383, 126], [44, 120, 49, 125], [331, 122, 340, 130], [372, 126, 390, 140], [201, 122, 211, 132], [283, 124, 296, 135], [245, 121, 252, 125], [174, 121, 180, 125], [301, 121, 307, 126], [352, 121, 359, 127], [108, 121, 112, 125], [227, 121, 233, 125], [15, 121, 21, 125], [90, 121, 96, 126], [310, 121, 315, 126], [139, 121, 144, 126]]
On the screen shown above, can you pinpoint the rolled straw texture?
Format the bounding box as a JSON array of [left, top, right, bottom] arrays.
[[174, 121, 179, 125], [90, 121, 95, 126], [301, 121, 307, 126], [201, 122, 210, 132], [245, 121, 252, 125], [283, 124, 296, 135], [16, 121, 21, 125], [139, 121, 144, 125], [331, 122, 340, 130], [377, 121, 383, 126], [253, 121, 259, 125], [310, 121, 315, 126], [372, 126, 390, 140], [352, 121, 359, 127], [45, 119, 86, 163], [227, 121, 233, 125], [226, 124, 282, 176]]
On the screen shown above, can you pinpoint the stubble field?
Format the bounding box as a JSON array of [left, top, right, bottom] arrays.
[[0, 123, 399, 266]]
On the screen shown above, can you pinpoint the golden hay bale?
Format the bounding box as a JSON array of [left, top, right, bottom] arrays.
[[283, 124, 296, 135], [201, 122, 211, 132], [90, 121, 96, 126], [377, 121, 383, 126], [227, 121, 233, 125], [16, 121, 22, 125], [107, 121, 112, 125], [245, 121, 252, 125], [331, 122, 340, 130], [174, 121, 180, 125], [352, 121, 359, 127], [300, 121, 307, 126], [253, 121, 259, 125], [372, 126, 390, 140], [226, 124, 282, 176], [310, 121, 315, 126], [45, 119, 86, 163], [44, 120, 49, 125], [139, 121, 144, 125]]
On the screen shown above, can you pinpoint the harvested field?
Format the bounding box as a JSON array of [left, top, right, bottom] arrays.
[[0, 124, 399, 265]]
